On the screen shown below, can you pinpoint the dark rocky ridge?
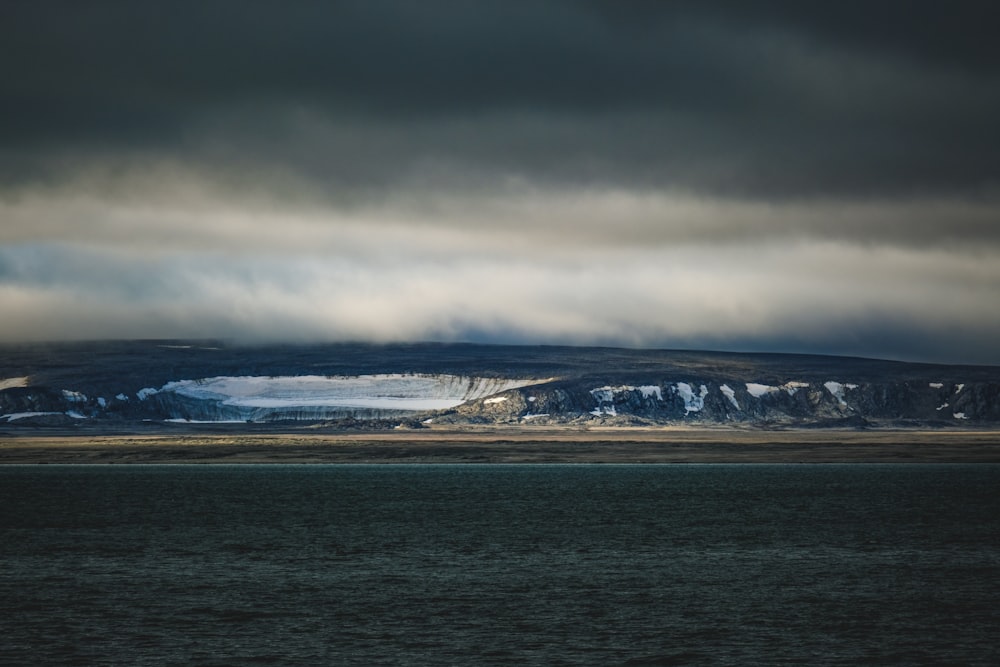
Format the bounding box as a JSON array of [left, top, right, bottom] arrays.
[[1, 340, 999, 429]]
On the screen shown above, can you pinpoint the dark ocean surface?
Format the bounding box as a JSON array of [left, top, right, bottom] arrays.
[[2, 464, 999, 666]]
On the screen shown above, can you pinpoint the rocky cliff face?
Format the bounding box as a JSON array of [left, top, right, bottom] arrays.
[[442, 379, 1000, 426], [2, 341, 999, 428]]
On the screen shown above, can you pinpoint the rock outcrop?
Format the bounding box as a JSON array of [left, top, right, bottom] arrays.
[[436, 379, 1000, 426]]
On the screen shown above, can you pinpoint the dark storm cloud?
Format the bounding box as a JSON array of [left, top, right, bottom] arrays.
[[3, 0, 1000, 198], [3, 1, 1000, 363]]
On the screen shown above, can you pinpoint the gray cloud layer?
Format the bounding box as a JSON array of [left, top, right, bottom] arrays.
[[2, 2, 999, 363], [5, 0, 1000, 198]]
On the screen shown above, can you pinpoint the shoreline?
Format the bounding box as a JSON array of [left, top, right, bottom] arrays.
[[2, 427, 999, 464]]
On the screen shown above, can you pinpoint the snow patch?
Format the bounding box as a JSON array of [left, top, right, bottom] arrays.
[[953, 412, 968, 420], [484, 396, 509, 405], [0, 377, 29, 391], [115, 393, 129, 401], [97, 397, 107, 408], [589, 385, 663, 416], [720, 384, 740, 410], [929, 382, 944, 389], [637, 385, 663, 400], [747, 381, 808, 398], [746, 383, 778, 398], [65, 411, 88, 419], [61, 389, 87, 402], [782, 381, 810, 395], [137, 387, 159, 400], [1, 411, 62, 422], [675, 383, 708, 415], [590, 385, 662, 402], [936, 402, 949, 411], [955, 384, 965, 394], [521, 413, 550, 421], [590, 387, 616, 404], [824, 381, 857, 406], [528, 396, 536, 402]]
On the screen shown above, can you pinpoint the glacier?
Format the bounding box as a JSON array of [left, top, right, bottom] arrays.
[[152, 374, 547, 422]]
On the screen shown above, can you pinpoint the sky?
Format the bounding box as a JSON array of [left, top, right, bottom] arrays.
[[2, 1, 999, 364]]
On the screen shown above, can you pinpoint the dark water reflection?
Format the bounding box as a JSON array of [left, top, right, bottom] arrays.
[[2, 464, 999, 665]]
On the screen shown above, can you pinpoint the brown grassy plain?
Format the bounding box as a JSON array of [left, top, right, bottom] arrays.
[[2, 426, 999, 464]]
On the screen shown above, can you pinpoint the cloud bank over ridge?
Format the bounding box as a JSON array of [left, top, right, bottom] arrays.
[[2, 1, 999, 363]]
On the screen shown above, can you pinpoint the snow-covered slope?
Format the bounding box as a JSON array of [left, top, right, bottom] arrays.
[[151, 374, 548, 422]]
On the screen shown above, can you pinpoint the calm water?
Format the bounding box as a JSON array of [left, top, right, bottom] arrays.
[[2, 464, 999, 666]]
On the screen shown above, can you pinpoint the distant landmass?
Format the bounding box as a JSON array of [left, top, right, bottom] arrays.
[[2, 341, 999, 430]]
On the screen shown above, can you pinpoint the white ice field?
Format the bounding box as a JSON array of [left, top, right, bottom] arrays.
[[156, 374, 547, 421]]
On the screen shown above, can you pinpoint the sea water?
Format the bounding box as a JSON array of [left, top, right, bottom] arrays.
[[1, 464, 998, 666]]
